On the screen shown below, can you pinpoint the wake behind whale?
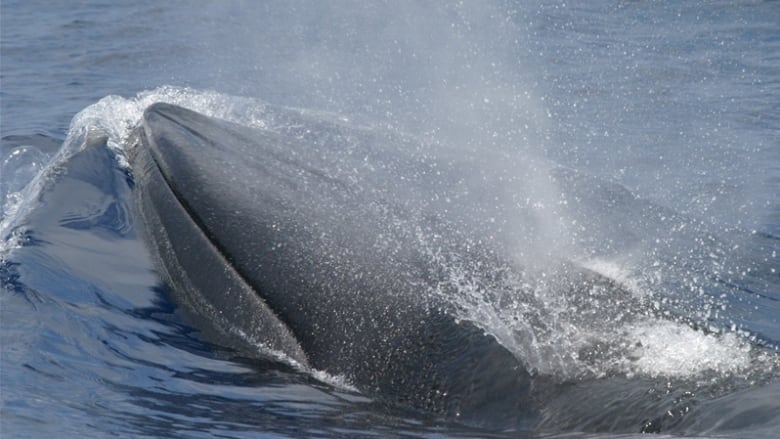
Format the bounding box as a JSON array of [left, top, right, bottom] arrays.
[[117, 100, 774, 432]]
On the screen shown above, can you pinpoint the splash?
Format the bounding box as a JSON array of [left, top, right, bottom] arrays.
[[419, 219, 769, 382], [3, 85, 775, 388]]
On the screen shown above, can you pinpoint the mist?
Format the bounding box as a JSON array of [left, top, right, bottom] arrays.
[[146, 0, 778, 377], [181, 2, 546, 150]]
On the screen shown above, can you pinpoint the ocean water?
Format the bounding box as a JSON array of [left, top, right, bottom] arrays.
[[1, 1, 779, 438]]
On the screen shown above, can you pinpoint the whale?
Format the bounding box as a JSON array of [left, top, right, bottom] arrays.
[[126, 103, 650, 429], [2, 95, 770, 435], [125, 102, 552, 426], [8, 100, 746, 433]]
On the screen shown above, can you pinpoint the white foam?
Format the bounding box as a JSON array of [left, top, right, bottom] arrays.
[[426, 240, 763, 382], [67, 86, 270, 161], [618, 320, 752, 378], [309, 369, 359, 393], [251, 342, 359, 392], [580, 257, 654, 299], [239, 333, 358, 392], [1, 86, 277, 255]]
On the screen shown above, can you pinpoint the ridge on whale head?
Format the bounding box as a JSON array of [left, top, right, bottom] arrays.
[[127, 102, 638, 429]]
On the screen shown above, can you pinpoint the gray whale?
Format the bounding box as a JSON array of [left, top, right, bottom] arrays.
[[128, 103, 543, 427]]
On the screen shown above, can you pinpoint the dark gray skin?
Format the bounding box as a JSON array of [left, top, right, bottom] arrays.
[[126, 103, 726, 433], [128, 103, 539, 428]]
